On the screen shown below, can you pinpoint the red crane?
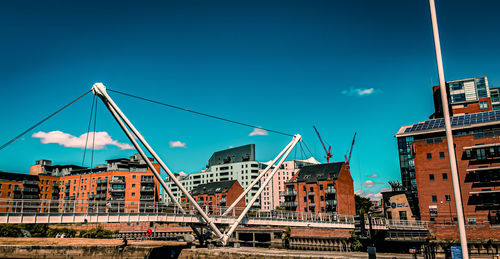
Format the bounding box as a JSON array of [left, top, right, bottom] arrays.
[[313, 126, 332, 163], [344, 132, 357, 168]]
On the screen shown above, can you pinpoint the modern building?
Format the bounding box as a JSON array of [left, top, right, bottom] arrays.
[[381, 181, 415, 221], [0, 154, 162, 213], [396, 110, 500, 223], [431, 76, 492, 118], [163, 144, 262, 208], [490, 87, 500, 110], [260, 158, 319, 211], [281, 162, 355, 216], [180, 180, 245, 215]]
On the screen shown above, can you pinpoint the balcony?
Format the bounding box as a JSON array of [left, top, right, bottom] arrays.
[[110, 196, 125, 201], [52, 189, 59, 194], [325, 187, 336, 195], [96, 179, 107, 185], [13, 186, 21, 192], [141, 177, 154, 183], [220, 197, 226, 204], [109, 187, 125, 193], [282, 201, 297, 208], [326, 200, 337, 207], [308, 191, 315, 197], [23, 180, 38, 186], [52, 182, 58, 187], [110, 178, 125, 184], [23, 195, 39, 199], [95, 193, 106, 199], [64, 188, 70, 193], [22, 187, 39, 193], [65, 182, 71, 187], [283, 190, 297, 197], [140, 186, 154, 192], [96, 186, 107, 191]]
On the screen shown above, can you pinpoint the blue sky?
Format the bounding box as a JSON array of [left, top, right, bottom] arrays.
[[1, 0, 499, 200]]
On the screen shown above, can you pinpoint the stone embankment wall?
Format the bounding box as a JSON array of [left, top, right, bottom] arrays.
[[0, 245, 184, 259]]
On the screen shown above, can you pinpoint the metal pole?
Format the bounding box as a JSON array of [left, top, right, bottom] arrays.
[[221, 134, 301, 244], [428, 0, 469, 257], [222, 137, 295, 216], [92, 83, 223, 239]]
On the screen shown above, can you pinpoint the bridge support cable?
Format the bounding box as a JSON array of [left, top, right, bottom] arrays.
[[222, 137, 296, 216], [91, 83, 224, 239], [221, 134, 302, 245], [99, 94, 186, 214], [107, 88, 293, 137], [0, 90, 91, 151]]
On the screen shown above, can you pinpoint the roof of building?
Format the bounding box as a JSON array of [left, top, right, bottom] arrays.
[[191, 180, 238, 195], [396, 110, 500, 138], [0, 171, 38, 182], [293, 162, 344, 184], [208, 144, 255, 167]]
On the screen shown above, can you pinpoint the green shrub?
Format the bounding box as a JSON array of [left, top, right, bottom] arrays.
[[80, 226, 115, 239]]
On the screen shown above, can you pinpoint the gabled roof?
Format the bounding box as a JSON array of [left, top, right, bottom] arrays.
[[191, 180, 238, 195], [293, 162, 344, 183]]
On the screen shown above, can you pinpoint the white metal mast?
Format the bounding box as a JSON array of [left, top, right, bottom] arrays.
[[428, 0, 469, 257], [92, 83, 224, 239]]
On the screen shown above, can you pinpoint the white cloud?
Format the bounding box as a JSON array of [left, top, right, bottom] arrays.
[[341, 88, 378, 96], [361, 180, 384, 188], [249, 127, 268, 136], [32, 131, 133, 150], [169, 141, 186, 148], [367, 174, 378, 178]]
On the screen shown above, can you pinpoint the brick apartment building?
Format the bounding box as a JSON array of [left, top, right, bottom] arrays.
[[396, 76, 500, 224], [281, 162, 355, 216], [180, 180, 245, 214], [0, 154, 161, 213], [396, 110, 500, 224]]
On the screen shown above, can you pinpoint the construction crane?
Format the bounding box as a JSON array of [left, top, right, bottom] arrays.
[[344, 132, 357, 168], [313, 126, 333, 163]]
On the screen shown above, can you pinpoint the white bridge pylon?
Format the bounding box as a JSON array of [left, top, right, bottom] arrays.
[[91, 83, 301, 245]]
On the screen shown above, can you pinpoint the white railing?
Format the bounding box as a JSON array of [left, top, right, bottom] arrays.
[[0, 199, 428, 229]]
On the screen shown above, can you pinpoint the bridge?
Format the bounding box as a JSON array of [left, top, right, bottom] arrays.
[[0, 83, 428, 244], [0, 199, 428, 231]]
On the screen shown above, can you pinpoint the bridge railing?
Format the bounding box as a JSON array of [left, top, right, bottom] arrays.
[[0, 199, 355, 224]]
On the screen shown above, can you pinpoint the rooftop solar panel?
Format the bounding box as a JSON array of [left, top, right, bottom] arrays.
[[402, 110, 500, 134]]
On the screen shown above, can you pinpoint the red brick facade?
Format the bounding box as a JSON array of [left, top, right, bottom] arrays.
[[283, 162, 355, 216], [413, 134, 499, 223]]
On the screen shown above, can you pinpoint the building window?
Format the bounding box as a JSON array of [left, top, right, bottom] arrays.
[[427, 153, 432, 160], [320, 185, 323, 190], [132, 184, 136, 188], [133, 175, 136, 179], [132, 193, 135, 197], [429, 174, 435, 182], [303, 186, 306, 191], [479, 101, 489, 109], [432, 195, 437, 203], [439, 152, 445, 159], [442, 173, 448, 180], [445, 195, 451, 201], [467, 218, 477, 224], [310, 187, 313, 192], [303, 197, 307, 202]]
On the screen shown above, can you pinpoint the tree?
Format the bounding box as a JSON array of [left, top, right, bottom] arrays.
[[355, 194, 372, 215]]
